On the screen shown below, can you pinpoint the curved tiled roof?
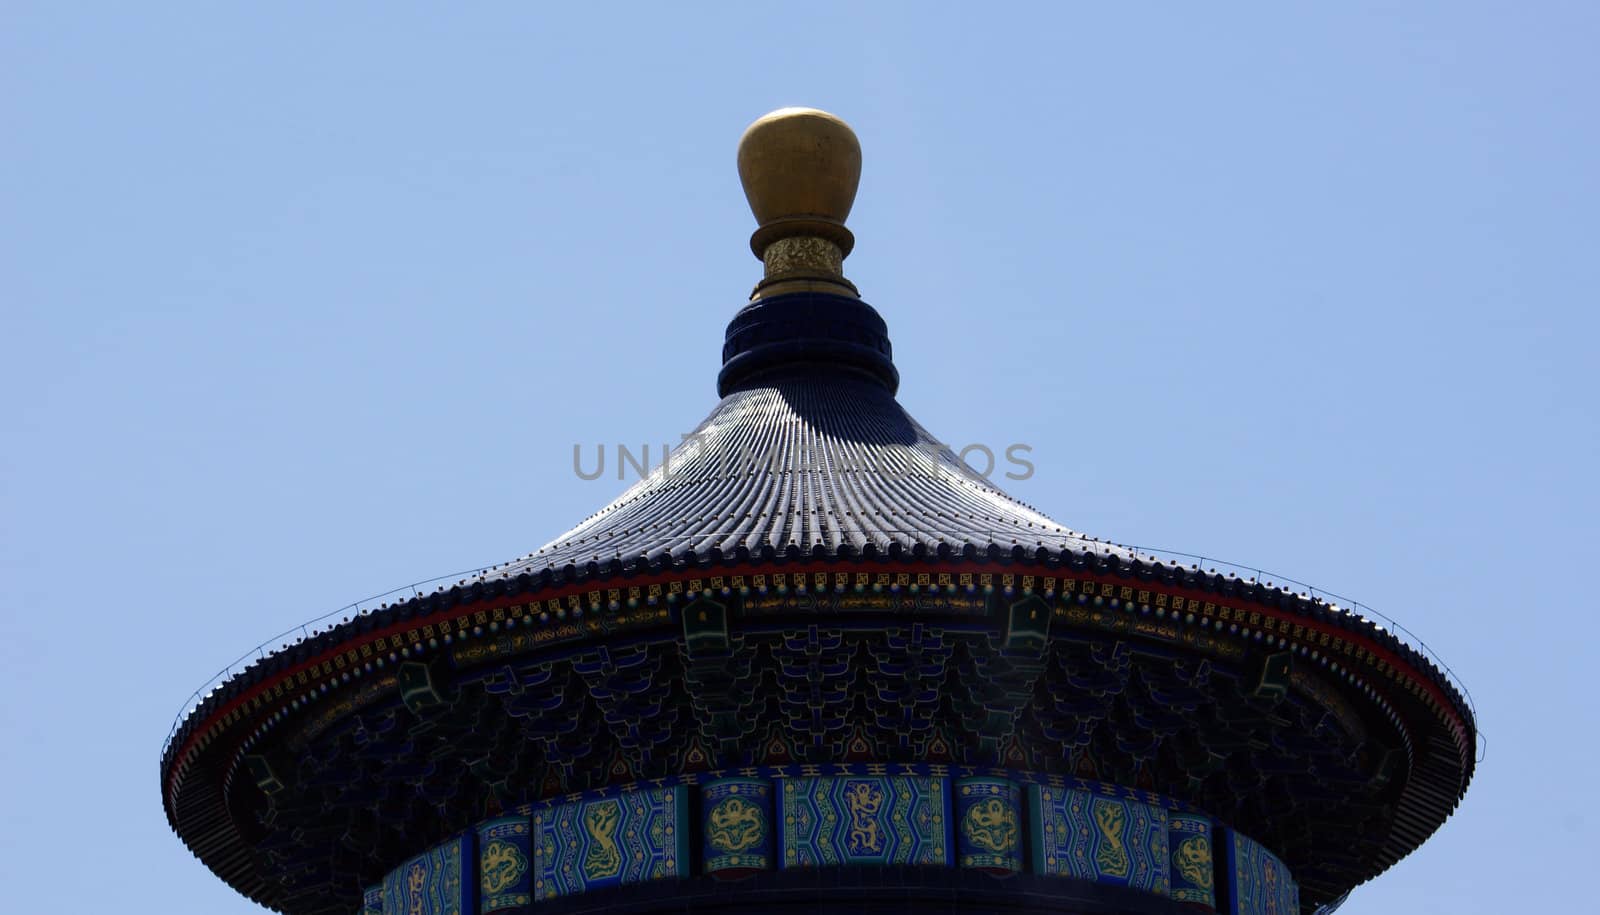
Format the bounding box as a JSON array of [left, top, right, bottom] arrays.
[[495, 372, 1108, 576]]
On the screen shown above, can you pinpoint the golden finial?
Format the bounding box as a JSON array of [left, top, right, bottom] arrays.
[[737, 107, 862, 299]]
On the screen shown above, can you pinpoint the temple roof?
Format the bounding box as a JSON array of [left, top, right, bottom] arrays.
[[466, 108, 1118, 580], [161, 107, 1476, 915]]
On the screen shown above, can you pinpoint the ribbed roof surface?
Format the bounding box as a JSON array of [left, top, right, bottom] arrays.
[[492, 373, 1107, 577]]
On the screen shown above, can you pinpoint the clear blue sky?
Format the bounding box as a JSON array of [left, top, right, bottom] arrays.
[[2, 3, 1595, 912]]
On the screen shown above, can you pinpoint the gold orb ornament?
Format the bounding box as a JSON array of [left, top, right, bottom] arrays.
[[737, 107, 862, 260]]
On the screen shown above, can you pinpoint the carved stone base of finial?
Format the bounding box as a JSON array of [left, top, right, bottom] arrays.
[[752, 236, 860, 301], [763, 236, 845, 278]]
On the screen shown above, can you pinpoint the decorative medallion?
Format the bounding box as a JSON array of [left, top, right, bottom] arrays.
[[476, 817, 531, 912], [1168, 814, 1215, 908], [955, 777, 1023, 873], [702, 777, 774, 876]]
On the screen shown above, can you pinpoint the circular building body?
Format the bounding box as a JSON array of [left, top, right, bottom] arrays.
[[161, 109, 1475, 915]]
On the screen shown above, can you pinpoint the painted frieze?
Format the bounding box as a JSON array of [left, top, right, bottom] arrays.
[[381, 833, 474, 915], [1168, 814, 1216, 909], [778, 775, 950, 868], [955, 776, 1022, 873], [1224, 828, 1299, 915], [476, 816, 531, 912], [1029, 785, 1170, 896], [702, 777, 773, 876], [531, 786, 688, 901]]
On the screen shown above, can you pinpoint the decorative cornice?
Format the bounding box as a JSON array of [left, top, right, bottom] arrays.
[[165, 559, 1472, 790], [163, 552, 1473, 914]]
